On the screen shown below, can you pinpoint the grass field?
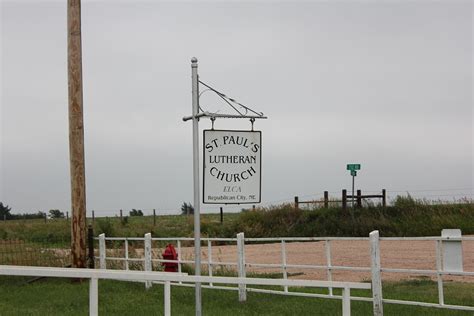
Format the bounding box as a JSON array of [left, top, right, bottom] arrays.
[[1, 199, 473, 315], [0, 213, 241, 242], [0, 277, 473, 315], [1, 198, 473, 243]]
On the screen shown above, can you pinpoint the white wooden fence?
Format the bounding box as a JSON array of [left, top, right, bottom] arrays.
[[96, 230, 474, 314], [0, 265, 370, 316]]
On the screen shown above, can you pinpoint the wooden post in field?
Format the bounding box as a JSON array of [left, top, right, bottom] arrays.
[[382, 189, 386, 207], [87, 224, 94, 268], [356, 190, 362, 208], [324, 191, 329, 208], [68, 0, 87, 268], [294, 196, 299, 209], [220, 207, 223, 223], [92, 210, 95, 224], [153, 209, 156, 226], [342, 190, 347, 210], [120, 209, 123, 222]]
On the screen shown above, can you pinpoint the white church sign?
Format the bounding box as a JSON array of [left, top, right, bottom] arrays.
[[203, 130, 261, 204]]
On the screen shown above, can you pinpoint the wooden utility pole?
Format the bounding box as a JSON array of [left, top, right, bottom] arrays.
[[68, 0, 87, 268]]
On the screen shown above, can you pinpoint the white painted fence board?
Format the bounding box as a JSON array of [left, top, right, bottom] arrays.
[[89, 277, 98, 316], [370, 230, 383, 316], [441, 229, 463, 272], [164, 281, 171, 316], [144, 233, 152, 289], [99, 234, 106, 269], [237, 232, 247, 302]]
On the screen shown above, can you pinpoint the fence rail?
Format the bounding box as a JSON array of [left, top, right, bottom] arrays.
[[95, 230, 474, 314], [294, 189, 386, 210], [0, 265, 370, 316]]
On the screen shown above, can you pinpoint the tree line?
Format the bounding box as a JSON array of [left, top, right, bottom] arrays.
[[0, 202, 66, 220]]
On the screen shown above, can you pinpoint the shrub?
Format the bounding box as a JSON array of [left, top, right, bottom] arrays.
[[129, 209, 143, 216], [181, 202, 194, 215], [97, 218, 115, 236], [49, 209, 65, 219]]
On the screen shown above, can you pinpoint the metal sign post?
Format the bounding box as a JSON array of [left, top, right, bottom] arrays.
[[190, 57, 202, 316], [184, 58, 267, 315], [347, 164, 361, 208]]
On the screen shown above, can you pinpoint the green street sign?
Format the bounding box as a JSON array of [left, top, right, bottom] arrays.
[[351, 170, 357, 176], [347, 164, 361, 171]]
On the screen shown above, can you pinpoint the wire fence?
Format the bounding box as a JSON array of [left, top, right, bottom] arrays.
[[0, 239, 70, 267]]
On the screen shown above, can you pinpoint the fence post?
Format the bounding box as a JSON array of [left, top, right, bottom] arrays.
[[164, 281, 171, 316], [87, 225, 95, 269], [92, 210, 95, 224], [382, 189, 386, 207], [281, 240, 288, 292], [237, 232, 246, 302], [208, 240, 213, 287], [153, 209, 156, 226], [99, 233, 106, 269], [436, 240, 445, 305], [342, 287, 350, 316], [124, 238, 129, 270], [342, 190, 347, 210], [120, 209, 123, 222], [294, 196, 299, 209], [356, 190, 362, 208], [177, 240, 182, 284], [324, 191, 329, 208], [325, 240, 333, 296], [370, 230, 383, 316], [220, 207, 223, 224], [89, 277, 99, 316], [144, 233, 152, 289]]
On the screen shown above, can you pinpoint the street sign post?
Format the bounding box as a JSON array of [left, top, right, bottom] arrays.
[[347, 164, 361, 207]]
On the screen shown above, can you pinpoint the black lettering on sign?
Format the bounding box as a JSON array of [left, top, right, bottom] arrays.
[[209, 166, 257, 183]]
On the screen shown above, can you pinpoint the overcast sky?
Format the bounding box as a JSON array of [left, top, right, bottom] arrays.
[[1, 0, 472, 215]]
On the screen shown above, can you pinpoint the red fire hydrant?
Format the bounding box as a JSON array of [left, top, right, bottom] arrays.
[[161, 244, 178, 272]]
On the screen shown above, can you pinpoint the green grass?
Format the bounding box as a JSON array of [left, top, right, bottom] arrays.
[[0, 277, 472, 315], [0, 213, 241, 242], [0, 197, 472, 244]]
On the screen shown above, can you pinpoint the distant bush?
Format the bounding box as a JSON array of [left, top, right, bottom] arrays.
[[49, 209, 65, 219], [97, 218, 115, 236], [129, 209, 143, 216], [228, 198, 474, 237], [0, 202, 12, 219], [181, 202, 194, 215]]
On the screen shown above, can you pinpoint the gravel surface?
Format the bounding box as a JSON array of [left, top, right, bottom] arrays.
[[180, 239, 473, 282]]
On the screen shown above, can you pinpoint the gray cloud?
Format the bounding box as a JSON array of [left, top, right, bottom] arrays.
[[1, 1, 472, 214]]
